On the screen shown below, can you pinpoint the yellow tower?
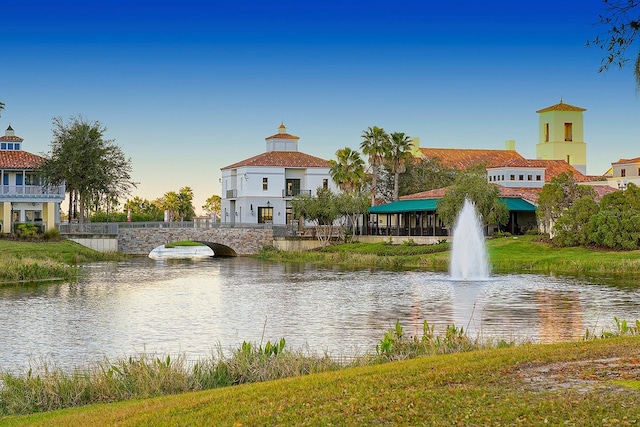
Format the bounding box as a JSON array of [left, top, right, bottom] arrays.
[[535, 101, 587, 174]]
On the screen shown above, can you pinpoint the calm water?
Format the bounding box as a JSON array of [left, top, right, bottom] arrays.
[[1, 257, 639, 373]]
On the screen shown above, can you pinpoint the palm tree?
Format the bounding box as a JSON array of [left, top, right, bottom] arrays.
[[387, 132, 415, 201], [328, 147, 365, 194], [360, 126, 390, 205]]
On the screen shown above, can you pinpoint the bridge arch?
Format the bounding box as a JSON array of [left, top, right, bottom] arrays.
[[195, 241, 237, 257]]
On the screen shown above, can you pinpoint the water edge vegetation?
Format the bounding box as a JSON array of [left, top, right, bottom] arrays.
[[0, 321, 638, 425]]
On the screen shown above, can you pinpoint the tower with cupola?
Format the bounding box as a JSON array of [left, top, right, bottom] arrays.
[[535, 100, 587, 174]]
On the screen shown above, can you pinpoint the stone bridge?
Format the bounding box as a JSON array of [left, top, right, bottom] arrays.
[[117, 227, 274, 256]]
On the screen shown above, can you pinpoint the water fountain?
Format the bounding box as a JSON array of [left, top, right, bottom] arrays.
[[450, 199, 490, 280]]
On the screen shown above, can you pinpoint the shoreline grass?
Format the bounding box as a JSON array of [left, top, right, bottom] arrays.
[[257, 235, 640, 277], [0, 239, 126, 285], [1, 331, 638, 426]]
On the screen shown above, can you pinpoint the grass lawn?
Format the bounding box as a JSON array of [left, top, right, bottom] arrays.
[[1, 336, 638, 426], [0, 239, 125, 284]]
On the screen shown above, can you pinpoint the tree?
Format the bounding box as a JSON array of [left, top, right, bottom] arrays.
[[536, 172, 596, 236], [589, 0, 640, 87], [39, 116, 135, 223], [123, 196, 164, 221], [336, 190, 371, 241], [328, 147, 365, 194], [397, 157, 457, 197], [587, 183, 640, 250], [291, 187, 341, 247], [202, 194, 221, 218], [386, 132, 414, 201], [360, 126, 390, 205], [552, 197, 600, 247], [436, 171, 509, 230], [160, 187, 195, 221]]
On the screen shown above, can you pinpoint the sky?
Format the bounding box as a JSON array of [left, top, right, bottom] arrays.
[[1, 0, 639, 214]]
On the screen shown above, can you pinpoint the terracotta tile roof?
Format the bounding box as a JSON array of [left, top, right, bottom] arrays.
[[488, 158, 595, 182], [0, 150, 45, 169], [265, 132, 300, 140], [536, 101, 586, 113], [0, 136, 24, 142], [400, 185, 541, 202], [418, 148, 524, 170], [221, 151, 329, 170], [612, 157, 640, 165]]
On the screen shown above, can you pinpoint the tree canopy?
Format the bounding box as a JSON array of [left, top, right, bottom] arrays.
[[202, 194, 222, 217], [328, 147, 365, 194], [360, 126, 390, 205], [589, 0, 640, 87], [39, 116, 135, 223], [436, 171, 509, 230]]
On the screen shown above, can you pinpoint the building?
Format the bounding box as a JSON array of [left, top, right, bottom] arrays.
[[367, 100, 597, 237], [535, 101, 587, 174], [220, 124, 338, 225], [602, 157, 640, 190], [0, 125, 65, 233]]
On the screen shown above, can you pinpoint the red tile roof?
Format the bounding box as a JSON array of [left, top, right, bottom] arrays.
[[488, 158, 594, 182], [418, 148, 524, 170], [612, 157, 640, 165], [0, 150, 45, 169], [400, 185, 541, 202], [536, 101, 586, 113], [221, 151, 329, 170], [265, 132, 300, 140], [0, 135, 24, 142]]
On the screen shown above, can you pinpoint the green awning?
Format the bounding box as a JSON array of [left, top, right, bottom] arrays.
[[369, 199, 439, 214], [368, 197, 536, 214]]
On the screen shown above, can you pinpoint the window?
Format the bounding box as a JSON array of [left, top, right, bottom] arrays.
[[621, 169, 626, 177], [536, 175, 541, 181], [15, 172, 23, 186], [564, 123, 573, 141], [519, 175, 524, 181], [2, 174, 8, 185], [0, 143, 5, 150], [285, 179, 300, 196], [544, 123, 549, 142], [25, 173, 41, 185], [258, 206, 273, 223], [510, 174, 515, 181], [322, 179, 328, 189], [501, 175, 504, 181], [527, 175, 532, 181], [14, 144, 20, 150], [262, 178, 268, 191], [7, 143, 13, 150]]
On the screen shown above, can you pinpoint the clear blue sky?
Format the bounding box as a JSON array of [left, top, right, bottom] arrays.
[[1, 0, 638, 213]]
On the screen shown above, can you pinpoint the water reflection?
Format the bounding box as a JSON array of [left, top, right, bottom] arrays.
[[0, 257, 638, 374]]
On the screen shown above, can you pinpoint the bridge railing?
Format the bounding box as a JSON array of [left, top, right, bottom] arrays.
[[58, 221, 284, 235]]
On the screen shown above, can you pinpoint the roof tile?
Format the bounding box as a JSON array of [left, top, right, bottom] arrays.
[[419, 148, 525, 170], [0, 151, 45, 169], [221, 151, 329, 170]]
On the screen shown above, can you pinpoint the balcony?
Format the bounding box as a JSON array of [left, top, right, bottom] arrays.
[[282, 189, 311, 198], [226, 189, 237, 199], [1, 185, 65, 198]]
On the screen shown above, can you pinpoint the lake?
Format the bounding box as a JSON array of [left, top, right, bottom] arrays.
[[0, 257, 638, 373]]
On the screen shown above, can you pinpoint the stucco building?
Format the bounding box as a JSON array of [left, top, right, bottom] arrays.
[[220, 124, 337, 225], [0, 125, 65, 233]]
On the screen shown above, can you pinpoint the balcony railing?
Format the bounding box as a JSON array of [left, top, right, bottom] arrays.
[[282, 189, 311, 198], [1, 185, 65, 197], [226, 189, 237, 199]]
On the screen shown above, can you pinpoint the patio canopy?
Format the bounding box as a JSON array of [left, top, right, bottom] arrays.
[[368, 197, 536, 214]]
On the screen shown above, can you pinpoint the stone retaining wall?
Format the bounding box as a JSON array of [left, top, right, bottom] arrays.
[[118, 227, 273, 255]]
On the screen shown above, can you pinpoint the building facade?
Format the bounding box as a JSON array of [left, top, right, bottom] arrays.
[[0, 125, 65, 233], [535, 101, 587, 174], [220, 124, 338, 226]]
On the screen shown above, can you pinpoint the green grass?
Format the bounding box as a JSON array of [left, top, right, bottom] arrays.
[[164, 240, 205, 248], [257, 235, 640, 276], [0, 239, 126, 284], [1, 336, 638, 426]]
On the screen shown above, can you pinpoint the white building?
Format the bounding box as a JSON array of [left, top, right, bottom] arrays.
[[0, 125, 65, 233], [220, 124, 337, 225]]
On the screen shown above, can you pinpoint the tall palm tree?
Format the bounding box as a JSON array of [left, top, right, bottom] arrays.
[[328, 147, 365, 194], [387, 132, 415, 201], [360, 126, 390, 205]]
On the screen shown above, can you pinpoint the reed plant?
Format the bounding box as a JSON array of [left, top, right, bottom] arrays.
[[1, 318, 638, 418]]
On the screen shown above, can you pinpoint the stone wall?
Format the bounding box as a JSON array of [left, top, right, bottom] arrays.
[[118, 227, 274, 255]]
